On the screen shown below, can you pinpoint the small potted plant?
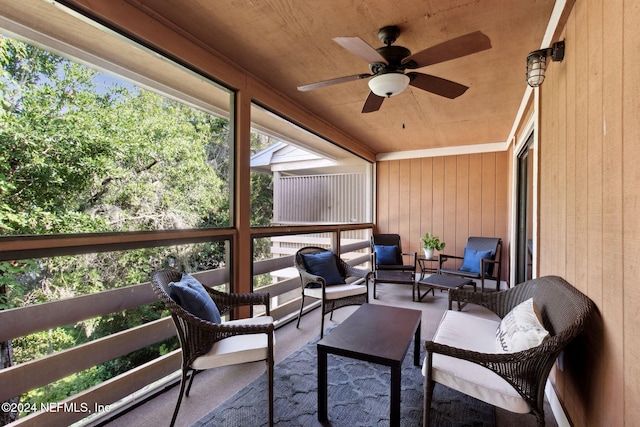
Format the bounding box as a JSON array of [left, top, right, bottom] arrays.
[[420, 232, 445, 259]]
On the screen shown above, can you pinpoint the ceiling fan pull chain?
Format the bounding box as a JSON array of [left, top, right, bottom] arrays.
[[402, 94, 406, 129]]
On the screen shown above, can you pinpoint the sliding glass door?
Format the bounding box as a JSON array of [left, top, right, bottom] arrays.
[[516, 133, 535, 284]]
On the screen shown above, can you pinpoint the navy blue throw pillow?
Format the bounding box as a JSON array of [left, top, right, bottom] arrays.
[[374, 244, 399, 265], [459, 248, 494, 274], [169, 273, 221, 323], [301, 251, 345, 286]]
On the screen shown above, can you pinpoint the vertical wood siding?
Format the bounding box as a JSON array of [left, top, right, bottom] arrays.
[[376, 152, 509, 282], [538, 0, 635, 425]]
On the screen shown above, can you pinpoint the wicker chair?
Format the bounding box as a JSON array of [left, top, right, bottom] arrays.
[[423, 275, 596, 427], [438, 236, 503, 291], [294, 246, 372, 338], [151, 270, 275, 427]]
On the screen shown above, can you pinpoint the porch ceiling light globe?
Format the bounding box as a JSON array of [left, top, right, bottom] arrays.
[[526, 50, 548, 88], [368, 73, 410, 97]]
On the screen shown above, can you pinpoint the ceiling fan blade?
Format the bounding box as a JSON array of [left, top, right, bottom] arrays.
[[361, 91, 384, 113], [333, 37, 388, 64], [407, 72, 468, 99], [297, 73, 372, 92], [402, 31, 491, 68]]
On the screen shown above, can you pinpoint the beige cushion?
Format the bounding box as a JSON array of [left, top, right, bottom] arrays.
[[302, 278, 366, 300], [496, 298, 549, 353], [191, 316, 274, 370], [422, 310, 531, 414]]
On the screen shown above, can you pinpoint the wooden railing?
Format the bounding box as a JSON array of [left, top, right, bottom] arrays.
[[0, 224, 372, 426]]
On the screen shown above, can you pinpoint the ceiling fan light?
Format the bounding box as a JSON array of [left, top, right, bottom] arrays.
[[368, 73, 410, 97]]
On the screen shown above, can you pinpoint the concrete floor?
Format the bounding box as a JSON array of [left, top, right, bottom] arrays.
[[95, 279, 558, 427]]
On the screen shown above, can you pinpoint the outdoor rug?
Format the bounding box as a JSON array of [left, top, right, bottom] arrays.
[[193, 335, 495, 427]]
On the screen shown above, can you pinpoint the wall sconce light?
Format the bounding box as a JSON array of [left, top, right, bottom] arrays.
[[526, 40, 565, 87]]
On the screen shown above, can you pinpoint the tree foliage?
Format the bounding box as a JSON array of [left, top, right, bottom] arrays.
[[0, 35, 274, 415]]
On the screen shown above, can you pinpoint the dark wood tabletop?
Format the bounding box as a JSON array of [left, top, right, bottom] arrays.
[[317, 303, 421, 365]]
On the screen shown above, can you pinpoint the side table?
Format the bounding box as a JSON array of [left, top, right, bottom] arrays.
[[417, 257, 438, 280]]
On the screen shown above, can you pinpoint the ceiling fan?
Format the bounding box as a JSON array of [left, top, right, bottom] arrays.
[[297, 25, 491, 113]]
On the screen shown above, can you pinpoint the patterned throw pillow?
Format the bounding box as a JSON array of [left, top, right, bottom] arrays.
[[496, 298, 549, 353]]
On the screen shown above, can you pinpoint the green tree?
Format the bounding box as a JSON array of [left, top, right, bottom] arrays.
[[0, 36, 244, 418]]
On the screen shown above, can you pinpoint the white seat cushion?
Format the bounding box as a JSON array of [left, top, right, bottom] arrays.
[[191, 316, 274, 370], [303, 278, 367, 300], [422, 310, 531, 414]]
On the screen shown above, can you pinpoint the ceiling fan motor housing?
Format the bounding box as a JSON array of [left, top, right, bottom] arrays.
[[376, 45, 411, 67], [371, 45, 412, 76]]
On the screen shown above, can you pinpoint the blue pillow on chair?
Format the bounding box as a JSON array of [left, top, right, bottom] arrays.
[[169, 273, 221, 323], [373, 244, 399, 265], [301, 251, 345, 286], [459, 248, 494, 274]]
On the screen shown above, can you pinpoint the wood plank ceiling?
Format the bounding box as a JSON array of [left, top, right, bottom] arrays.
[[97, 0, 556, 155]]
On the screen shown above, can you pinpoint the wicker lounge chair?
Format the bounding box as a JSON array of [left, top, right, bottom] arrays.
[[423, 275, 595, 427], [151, 270, 275, 427], [294, 246, 371, 338]]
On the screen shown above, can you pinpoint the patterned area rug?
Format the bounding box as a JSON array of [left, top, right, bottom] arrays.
[[193, 335, 495, 427]]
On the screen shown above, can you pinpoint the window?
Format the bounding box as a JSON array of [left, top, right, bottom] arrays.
[[0, 10, 235, 418], [250, 103, 373, 226], [1, 29, 233, 236], [249, 104, 373, 320]]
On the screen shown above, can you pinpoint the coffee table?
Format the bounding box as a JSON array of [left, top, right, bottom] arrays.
[[415, 274, 476, 310], [317, 304, 421, 427], [372, 270, 415, 300]]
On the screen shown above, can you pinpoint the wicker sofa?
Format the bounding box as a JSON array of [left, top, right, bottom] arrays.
[[422, 275, 595, 427]]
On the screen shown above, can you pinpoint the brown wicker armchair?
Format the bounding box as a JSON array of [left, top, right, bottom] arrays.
[[423, 275, 595, 427], [151, 270, 275, 427], [294, 246, 372, 338]]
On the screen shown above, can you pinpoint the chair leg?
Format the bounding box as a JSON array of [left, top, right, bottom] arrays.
[[423, 352, 434, 427], [296, 294, 305, 328], [320, 305, 326, 339], [423, 377, 435, 427], [185, 369, 198, 396], [329, 301, 335, 320], [170, 369, 189, 427], [267, 336, 275, 427]]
